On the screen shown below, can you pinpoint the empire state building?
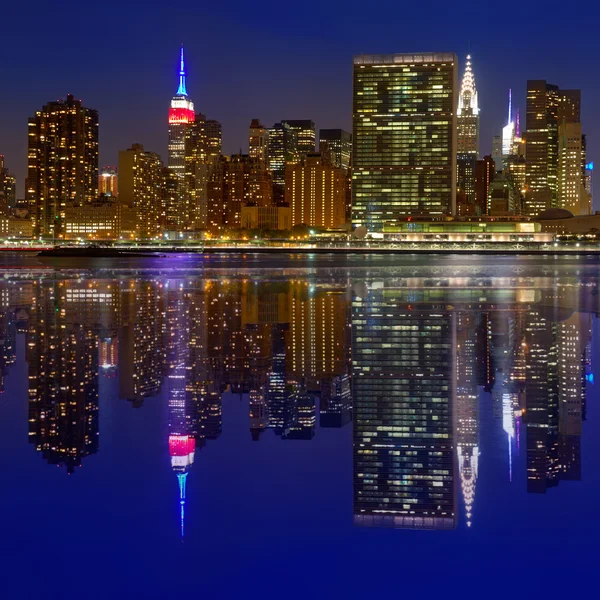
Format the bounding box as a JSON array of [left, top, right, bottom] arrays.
[[168, 46, 195, 221]]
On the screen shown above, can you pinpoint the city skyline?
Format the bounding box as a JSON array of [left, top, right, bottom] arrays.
[[2, 3, 598, 197]]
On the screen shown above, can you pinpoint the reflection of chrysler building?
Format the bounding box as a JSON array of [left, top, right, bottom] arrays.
[[456, 313, 479, 527]]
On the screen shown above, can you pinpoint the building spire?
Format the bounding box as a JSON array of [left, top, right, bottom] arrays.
[[177, 45, 188, 96], [457, 55, 479, 116], [177, 472, 188, 539]]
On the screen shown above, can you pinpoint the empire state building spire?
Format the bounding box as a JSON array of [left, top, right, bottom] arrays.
[[177, 45, 188, 96]]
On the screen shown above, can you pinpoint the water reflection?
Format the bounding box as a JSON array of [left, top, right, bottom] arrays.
[[0, 266, 596, 537]]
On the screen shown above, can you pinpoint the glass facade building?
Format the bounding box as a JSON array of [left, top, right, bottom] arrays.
[[352, 53, 457, 231]]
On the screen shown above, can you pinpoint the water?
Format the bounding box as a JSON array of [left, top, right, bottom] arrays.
[[0, 253, 599, 598]]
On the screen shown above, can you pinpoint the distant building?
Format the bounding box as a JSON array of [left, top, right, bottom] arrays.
[[168, 46, 195, 219], [27, 94, 98, 237], [525, 81, 581, 216], [558, 122, 590, 215], [282, 120, 316, 155], [474, 155, 495, 215], [0, 155, 16, 216], [352, 53, 457, 231], [0, 217, 34, 238], [492, 135, 503, 172], [118, 143, 164, 239], [456, 56, 479, 206], [64, 199, 122, 240], [249, 119, 269, 165], [268, 122, 298, 204], [240, 205, 291, 230], [99, 166, 118, 197], [285, 153, 347, 228], [488, 173, 516, 216], [319, 129, 352, 171]]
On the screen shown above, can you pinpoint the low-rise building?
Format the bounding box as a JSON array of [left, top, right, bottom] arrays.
[[241, 206, 291, 230]]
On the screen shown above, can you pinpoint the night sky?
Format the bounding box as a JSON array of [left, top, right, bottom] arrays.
[[2, 1, 597, 198]]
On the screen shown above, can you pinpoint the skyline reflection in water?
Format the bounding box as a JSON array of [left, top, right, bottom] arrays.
[[0, 257, 598, 597]]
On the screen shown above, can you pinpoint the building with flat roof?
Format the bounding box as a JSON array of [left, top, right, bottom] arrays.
[[352, 53, 457, 231]]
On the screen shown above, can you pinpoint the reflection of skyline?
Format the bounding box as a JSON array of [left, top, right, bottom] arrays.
[[0, 271, 593, 532]]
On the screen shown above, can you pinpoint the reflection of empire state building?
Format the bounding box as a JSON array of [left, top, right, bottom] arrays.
[[166, 283, 196, 538], [352, 284, 456, 529]]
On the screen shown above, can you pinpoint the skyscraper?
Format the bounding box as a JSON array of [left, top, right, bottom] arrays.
[[456, 56, 479, 207], [268, 122, 298, 204], [474, 155, 495, 215], [319, 129, 352, 171], [0, 155, 16, 216], [184, 113, 222, 229], [168, 46, 195, 219], [27, 94, 99, 237], [524, 81, 560, 215], [352, 53, 457, 231], [249, 119, 269, 165], [281, 120, 316, 155], [118, 144, 164, 238], [99, 166, 118, 197]]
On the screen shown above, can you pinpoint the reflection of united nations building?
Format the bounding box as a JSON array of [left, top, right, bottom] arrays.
[[352, 284, 456, 529]]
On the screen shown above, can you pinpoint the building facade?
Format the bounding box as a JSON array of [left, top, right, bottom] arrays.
[[118, 144, 164, 239], [0, 155, 16, 216], [27, 94, 99, 237], [249, 119, 269, 165], [285, 153, 347, 228], [168, 46, 195, 222], [456, 56, 479, 208], [319, 129, 352, 171], [99, 166, 118, 197], [352, 53, 457, 231]]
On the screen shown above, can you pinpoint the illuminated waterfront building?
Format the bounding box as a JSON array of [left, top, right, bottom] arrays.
[[27, 95, 99, 237], [168, 46, 195, 217], [319, 129, 352, 171], [558, 113, 590, 215], [352, 285, 456, 528], [0, 155, 16, 216], [352, 53, 457, 230], [64, 199, 122, 240], [456, 56, 479, 208], [525, 82, 581, 216], [284, 153, 347, 228], [118, 144, 164, 239], [249, 119, 269, 166], [98, 166, 118, 197]]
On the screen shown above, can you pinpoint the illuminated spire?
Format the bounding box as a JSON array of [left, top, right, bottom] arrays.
[[457, 55, 479, 116], [507, 89, 512, 126], [177, 472, 188, 539], [177, 45, 188, 96]]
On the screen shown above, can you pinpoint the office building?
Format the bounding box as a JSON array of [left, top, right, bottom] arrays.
[[0, 155, 16, 216], [492, 135, 503, 172], [285, 153, 347, 228], [64, 199, 121, 240], [184, 113, 222, 230], [352, 53, 457, 231], [456, 56, 479, 209], [168, 46, 195, 217], [319, 129, 352, 171], [249, 119, 269, 165], [118, 143, 164, 239], [268, 122, 298, 204], [99, 166, 118, 197], [27, 94, 99, 237], [282, 120, 316, 155], [525, 82, 581, 216], [474, 155, 495, 215]]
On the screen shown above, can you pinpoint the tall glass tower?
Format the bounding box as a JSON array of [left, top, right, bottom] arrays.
[[352, 53, 457, 231]]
